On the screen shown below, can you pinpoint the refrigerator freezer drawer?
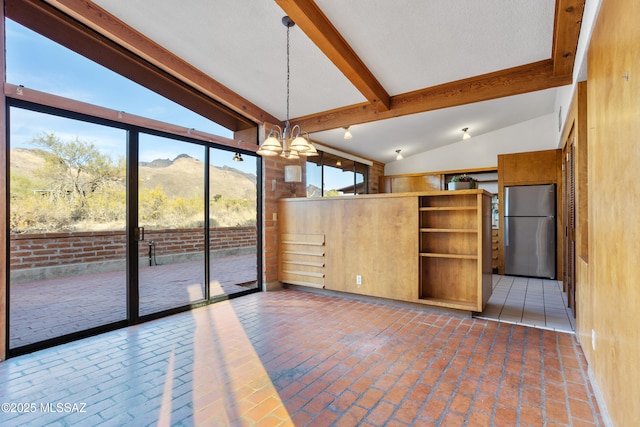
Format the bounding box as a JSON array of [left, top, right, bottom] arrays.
[[504, 217, 556, 279]]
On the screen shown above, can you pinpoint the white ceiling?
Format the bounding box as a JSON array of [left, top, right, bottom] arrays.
[[92, 0, 565, 163]]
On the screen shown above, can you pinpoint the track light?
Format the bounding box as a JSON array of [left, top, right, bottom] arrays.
[[396, 149, 403, 160], [462, 127, 471, 140]]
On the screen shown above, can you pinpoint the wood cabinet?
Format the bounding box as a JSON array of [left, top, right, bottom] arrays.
[[380, 173, 442, 193], [491, 229, 499, 272], [418, 191, 492, 311], [498, 149, 559, 185], [381, 167, 497, 194], [278, 191, 492, 312]]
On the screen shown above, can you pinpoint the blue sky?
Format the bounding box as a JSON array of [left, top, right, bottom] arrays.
[[4, 19, 358, 192], [5, 19, 259, 172]]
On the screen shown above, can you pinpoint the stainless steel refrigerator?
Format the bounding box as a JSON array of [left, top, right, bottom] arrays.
[[504, 184, 556, 279]]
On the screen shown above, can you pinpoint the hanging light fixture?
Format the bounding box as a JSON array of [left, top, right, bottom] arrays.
[[257, 16, 318, 158], [462, 127, 471, 140], [396, 149, 403, 160], [233, 152, 244, 162], [343, 126, 353, 140]]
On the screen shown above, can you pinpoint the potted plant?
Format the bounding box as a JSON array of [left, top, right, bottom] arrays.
[[448, 174, 477, 190]]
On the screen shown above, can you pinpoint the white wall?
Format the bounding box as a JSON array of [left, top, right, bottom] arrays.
[[385, 113, 557, 175], [386, 0, 604, 177]]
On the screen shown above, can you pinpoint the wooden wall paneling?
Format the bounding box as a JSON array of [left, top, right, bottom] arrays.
[[278, 196, 418, 301], [575, 82, 589, 262], [555, 148, 564, 281], [339, 197, 417, 301], [587, 0, 640, 424]]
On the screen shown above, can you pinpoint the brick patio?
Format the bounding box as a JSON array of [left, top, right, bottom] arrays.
[[9, 254, 257, 349]]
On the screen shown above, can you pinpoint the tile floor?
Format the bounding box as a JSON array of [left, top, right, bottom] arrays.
[[476, 275, 576, 333], [0, 288, 602, 426]]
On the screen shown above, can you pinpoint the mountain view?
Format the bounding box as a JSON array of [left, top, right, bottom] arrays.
[[10, 148, 257, 232]]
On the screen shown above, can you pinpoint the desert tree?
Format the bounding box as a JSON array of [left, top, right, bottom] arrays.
[[32, 132, 122, 211]]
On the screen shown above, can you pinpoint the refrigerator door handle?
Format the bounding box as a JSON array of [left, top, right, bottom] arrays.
[[504, 221, 509, 247]]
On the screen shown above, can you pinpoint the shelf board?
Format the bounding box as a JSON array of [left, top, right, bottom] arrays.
[[282, 250, 325, 257], [281, 260, 325, 268], [281, 240, 325, 246], [419, 228, 477, 233], [281, 280, 325, 289], [419, 206, 476, 211], [416, 297, 479, 311], [282, 269, 325, 278], [419, 253, 478, 259]]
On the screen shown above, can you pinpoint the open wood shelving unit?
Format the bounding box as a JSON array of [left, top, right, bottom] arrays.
[[418, 191, 491, 311]]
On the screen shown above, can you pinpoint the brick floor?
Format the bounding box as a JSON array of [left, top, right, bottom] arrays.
[[0, 289, 603, 426], [9, 254, 257, 349]]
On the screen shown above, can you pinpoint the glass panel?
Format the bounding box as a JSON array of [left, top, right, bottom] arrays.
[[9, 107, 127, 349], [323, 153, 356, 196], [208, 148, 258, 299], [138, 134, 206, 316], [5, 19, 232, 138], [306, 155, 323, 197]]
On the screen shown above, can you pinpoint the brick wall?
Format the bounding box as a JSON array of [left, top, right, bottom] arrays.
[[9, 227, 257, 271], [262, 155, 304, 288]]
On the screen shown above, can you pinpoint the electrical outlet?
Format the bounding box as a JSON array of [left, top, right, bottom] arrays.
[[356, 275, 362, 286], [592, 329, 596, 351]]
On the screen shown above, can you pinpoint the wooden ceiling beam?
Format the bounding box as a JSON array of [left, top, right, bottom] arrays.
[[292, 60, 573, 134], [275, 0, 391, 112], [15, 0, 280, 130], [552, 0, 586, 76]]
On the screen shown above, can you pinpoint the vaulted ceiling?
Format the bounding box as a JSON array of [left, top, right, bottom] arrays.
[[10, 0, 585, 163]]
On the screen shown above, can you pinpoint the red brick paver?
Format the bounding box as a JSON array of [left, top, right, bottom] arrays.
[[0, 289, 602, 426]]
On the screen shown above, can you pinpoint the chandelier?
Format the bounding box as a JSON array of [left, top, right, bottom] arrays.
[[257, 16, 318, 159]]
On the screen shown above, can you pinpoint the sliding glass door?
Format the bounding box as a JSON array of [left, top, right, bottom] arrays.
[[208, 147, 259, 300], [7, 103, 261, 355], [138, 133, 207, 316], [8, 106, 128, 350]]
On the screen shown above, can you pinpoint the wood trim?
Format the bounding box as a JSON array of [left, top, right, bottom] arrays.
[[552, 0, 586, 76], [291, 60, 572, 133], [7, 0, 276, 131], [576, 82, 588, 262], [385, 166, 498, 179], [275, 0, 391, 111], [4, 84, 259, 153]]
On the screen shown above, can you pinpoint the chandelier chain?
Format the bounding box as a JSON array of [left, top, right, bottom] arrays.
[[285, 24, 291, 129]]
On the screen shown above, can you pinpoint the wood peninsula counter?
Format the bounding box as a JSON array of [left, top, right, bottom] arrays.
[[278, 190, 492, 312]]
